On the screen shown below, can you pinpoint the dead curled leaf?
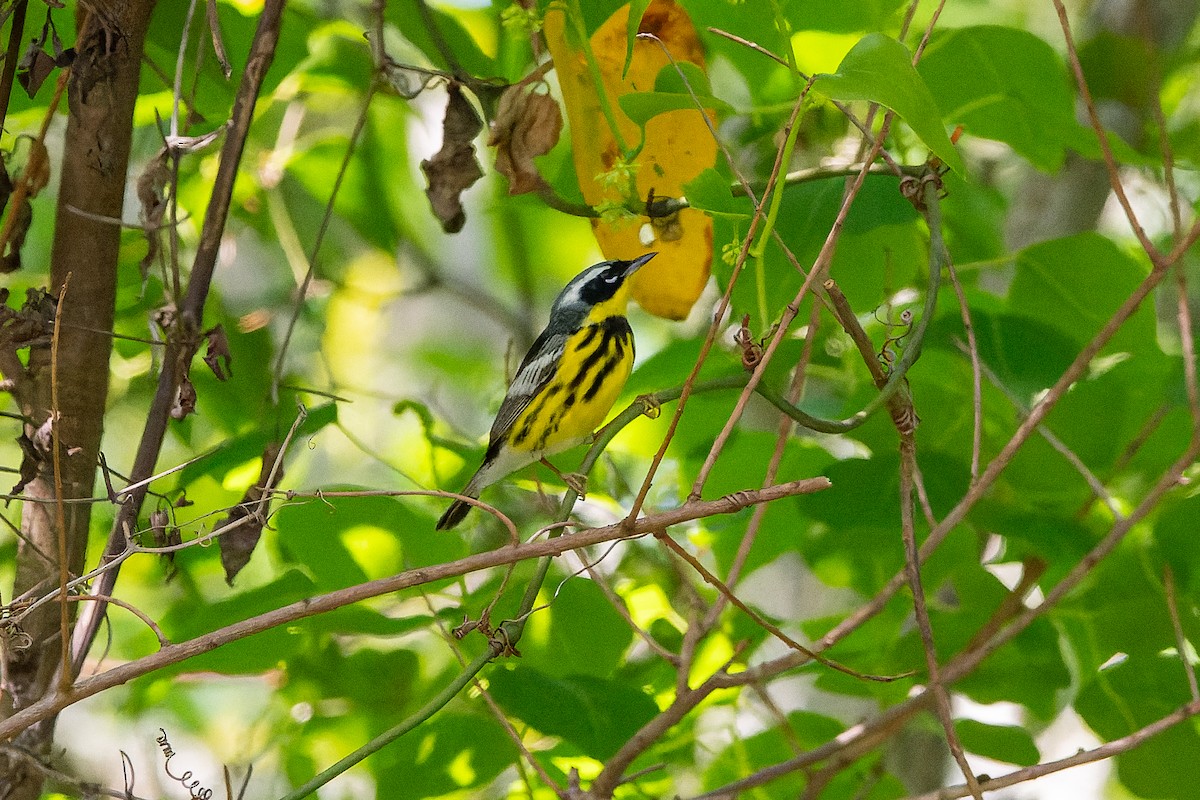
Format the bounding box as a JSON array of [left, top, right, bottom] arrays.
[[488, 84, 562, 195], [137, 149, 171, 281], [0, 202, 32, 274], [420, 82, 484, 233], [202, 324, 232, 381], [149, 507, 182, 579], [217, 442, 284, 585], [171, 377, 197, 420]]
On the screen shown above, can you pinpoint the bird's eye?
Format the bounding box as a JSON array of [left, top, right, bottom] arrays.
[[603, 272, 620, 284]]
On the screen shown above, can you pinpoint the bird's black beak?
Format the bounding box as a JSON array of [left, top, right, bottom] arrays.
[[622, 252, 657, 277]]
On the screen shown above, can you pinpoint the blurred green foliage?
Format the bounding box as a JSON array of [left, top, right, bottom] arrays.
[[1, 0, 1199, 798]]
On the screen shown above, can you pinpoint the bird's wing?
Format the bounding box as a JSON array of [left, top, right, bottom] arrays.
[[488, 328, 568, 444]]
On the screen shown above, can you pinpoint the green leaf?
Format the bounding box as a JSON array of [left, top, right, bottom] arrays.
[[954, 720, 1040, 766], [619, 91, 734, 126], [927, 307, 1080, 395], [519, 578, 635, 678], [1010, 233, 1155, 353], [812, 33, 963, 174], [957, 617, 1070, 720], [703, 711, 844, 794], [178, 403, 337, 486], [385, 0, 497, 79], [1058, 546, 1176, 667], [275, 489, 466, 591], [158, 570, 317, 674], [623, 0, 653, 77], [488, 665, 659, 759], [1076, 655, 1200, 800], [684, 167, 737, 214], [1154, 493, 1200, 595], [618, 65, 734, 126], [784, 0, 910, 34], [373, 712, 518, 798], [918, 26, 1076, 170]]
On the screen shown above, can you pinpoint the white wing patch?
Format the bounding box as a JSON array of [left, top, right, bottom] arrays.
[[488, 332, 567, 443]]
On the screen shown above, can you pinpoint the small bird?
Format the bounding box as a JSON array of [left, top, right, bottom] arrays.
[[436, 252, 656, 530]]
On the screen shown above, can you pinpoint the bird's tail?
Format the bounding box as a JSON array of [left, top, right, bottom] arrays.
[[435, 471, 486, 531]]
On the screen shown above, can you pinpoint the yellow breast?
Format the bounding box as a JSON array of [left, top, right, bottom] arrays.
[[507, 314, 634, 455]]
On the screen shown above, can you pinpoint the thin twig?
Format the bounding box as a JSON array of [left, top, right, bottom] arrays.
[[901, 699, 1200, 800], [900, 437, 984, 800], [819, 202, 1175, 652], [945, 262, 982, 483], [580, 553, 680, 665], [687, 69, 909, 498], [271, 82, 379, 401], [51, 274, 71, 692], [65, 594, 170, 649], [624, 73, 811, 523], [0, 0, 28, 136], [422, 592, 567, 799], [71, 1, 288, 674], [1176, 265, 1199, 420], [702, 303, 818, 632], [1051, 0, 1161, 264], [692, 559, 1048, 798], [1, 474, 832, 739], [1163, 566, 1199, 703], [955, 340, 1123, 521], [657, 532, 910, 684]]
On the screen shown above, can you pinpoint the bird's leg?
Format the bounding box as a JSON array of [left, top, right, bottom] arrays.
[[540, 457, 587, 499]]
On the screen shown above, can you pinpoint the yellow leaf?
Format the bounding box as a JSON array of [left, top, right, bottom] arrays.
[[545, 0, 717, 320]]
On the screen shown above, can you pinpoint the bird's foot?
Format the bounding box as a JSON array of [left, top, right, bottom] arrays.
[[540, 458, 588, 499], [561, 472, 588, 499], [638, 393, 662, 419]]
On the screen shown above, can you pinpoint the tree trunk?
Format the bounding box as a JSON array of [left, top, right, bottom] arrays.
[[0, 3, 156, 796]]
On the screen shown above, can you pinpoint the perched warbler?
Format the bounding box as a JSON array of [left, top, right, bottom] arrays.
[[436, 252, 656, 530]]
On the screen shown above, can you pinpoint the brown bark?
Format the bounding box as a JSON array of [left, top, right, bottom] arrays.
[[0, 3, 157, 797]]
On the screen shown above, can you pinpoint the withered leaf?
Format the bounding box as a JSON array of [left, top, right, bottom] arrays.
[[420, 82, 484, 233], [218, 442, 284, 584], [11, 432, 39, 495], [149, 508, 182, 579], [0, 201, 32, 274], [489, 85, 562, 195], [17, 48, 55, 98], [137, 149, 171, 283], [202, 324, 232, 381], [205, 0, 233, 79], [172, 377, 197, 420]]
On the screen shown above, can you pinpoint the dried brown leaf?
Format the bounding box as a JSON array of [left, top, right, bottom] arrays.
[[420, 82, 484, 233], [205, 0, 233, 78], [149, 508, 182, 579], [489, 85, 562, 195], [172, 377, 197, 420], [202, 324, 232, 381], [137, 150, 171, 282], [0, 202, 32, 274], [11, 432, 38, 494], [218, 443, 284, 584], [17, 49, 55, 98]]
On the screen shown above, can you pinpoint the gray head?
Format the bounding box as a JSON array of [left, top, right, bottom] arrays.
[[549, 253, 657, 323]]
